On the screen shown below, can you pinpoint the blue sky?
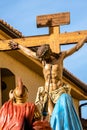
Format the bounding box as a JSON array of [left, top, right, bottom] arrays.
[[0, 0, 87, 84]]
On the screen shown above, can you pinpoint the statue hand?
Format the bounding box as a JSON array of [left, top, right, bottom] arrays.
[[33, 120, 52, 130], [8, 41, 19, 49]]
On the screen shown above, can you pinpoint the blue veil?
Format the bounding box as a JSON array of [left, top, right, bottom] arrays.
[[50, 93, 83, 130]]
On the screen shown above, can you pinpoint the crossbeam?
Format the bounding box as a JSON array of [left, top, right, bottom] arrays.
[[37, 12, 70, 27], [0, 30, 87, 51]]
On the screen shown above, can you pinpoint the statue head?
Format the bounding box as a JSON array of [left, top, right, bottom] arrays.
[[36, 44, 52, 60], [9, 78, 28, 104]]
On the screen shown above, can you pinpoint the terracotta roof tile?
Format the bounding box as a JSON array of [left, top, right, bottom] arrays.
[[0, 19, 24, 38]]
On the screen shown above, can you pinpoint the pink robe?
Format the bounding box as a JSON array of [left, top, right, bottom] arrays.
[[0, 100, 35, 130]]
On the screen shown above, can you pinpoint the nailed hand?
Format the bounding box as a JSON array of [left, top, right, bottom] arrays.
[[8, 41, 19, 49]]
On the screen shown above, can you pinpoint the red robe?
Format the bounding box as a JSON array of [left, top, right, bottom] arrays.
[[0, 100, 35, 130]]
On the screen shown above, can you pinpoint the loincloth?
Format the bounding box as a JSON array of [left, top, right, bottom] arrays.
[[35, 84, 71, 112]]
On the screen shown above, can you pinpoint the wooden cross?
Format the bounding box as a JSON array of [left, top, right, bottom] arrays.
[[0, 12, 87, 53]]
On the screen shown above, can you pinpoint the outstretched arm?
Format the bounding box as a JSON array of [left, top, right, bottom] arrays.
[[8, 41, 38, 60], [64, 36, 87, 58]]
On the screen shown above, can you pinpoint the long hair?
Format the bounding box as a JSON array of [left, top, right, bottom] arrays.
[[36, 44, 51, 58]]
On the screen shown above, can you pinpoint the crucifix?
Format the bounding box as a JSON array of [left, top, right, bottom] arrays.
[[0, 12, 87, 129], [0, 12, 87, 53], [7, 12, 87, 119]]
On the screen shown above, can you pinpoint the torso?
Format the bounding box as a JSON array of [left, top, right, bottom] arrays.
[[42, 52, 65, 92]]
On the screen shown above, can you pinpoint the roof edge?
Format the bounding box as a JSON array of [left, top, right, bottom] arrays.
[[63, 68, 87, 93]]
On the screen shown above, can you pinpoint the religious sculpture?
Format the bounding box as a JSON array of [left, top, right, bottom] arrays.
[[8, 36, 87, 129], [0, 78, 52, 130]]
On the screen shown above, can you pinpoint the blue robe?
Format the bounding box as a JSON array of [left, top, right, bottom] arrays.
[[50, 93, 83, 130]]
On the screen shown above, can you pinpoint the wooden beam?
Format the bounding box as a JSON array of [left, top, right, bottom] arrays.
[[37, 12, 70, 27], [0, 35, 49, 51], [0, 30, 87, 51], [59, 30, 87, 44]]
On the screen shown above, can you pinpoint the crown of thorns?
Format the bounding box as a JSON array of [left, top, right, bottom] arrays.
[[36, 44, 51, 58]]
